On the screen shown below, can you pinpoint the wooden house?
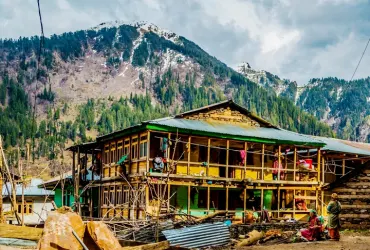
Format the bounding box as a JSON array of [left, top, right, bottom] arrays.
[[69, 100, 344, 221]]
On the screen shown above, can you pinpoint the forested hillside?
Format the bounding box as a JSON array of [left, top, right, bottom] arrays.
[[238, 63, 370, 142], [0, 22, 335, 166]]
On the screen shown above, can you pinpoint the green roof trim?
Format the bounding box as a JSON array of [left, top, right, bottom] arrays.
[[146, 124, 275, 144], [146, 118, 325, 147]]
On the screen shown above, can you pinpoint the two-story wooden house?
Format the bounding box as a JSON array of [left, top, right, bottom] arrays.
[[69, 100, 340, 221]]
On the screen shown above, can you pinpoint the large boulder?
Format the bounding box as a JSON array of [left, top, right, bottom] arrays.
[[38, 207, 85, 250], [86, 221, 122, 250]]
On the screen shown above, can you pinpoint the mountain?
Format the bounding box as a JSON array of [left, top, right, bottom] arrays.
[[0, 21, 336, 165], [237, 63, 370, 142]]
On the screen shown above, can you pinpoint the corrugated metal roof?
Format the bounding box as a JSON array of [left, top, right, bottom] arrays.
[[40, 169, 99, 188], [313, 136, 370, 156], [162, 222, 230, 249], [2, 178, 54, 196], [148, 117, 324, 146]]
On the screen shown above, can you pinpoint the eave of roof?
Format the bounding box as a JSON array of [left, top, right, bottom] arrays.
[[313, 136, 370, 156], [146, 118, 325, 147]]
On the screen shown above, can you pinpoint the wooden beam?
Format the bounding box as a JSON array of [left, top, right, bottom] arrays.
[[207, 186, 210, 214], [244, 142, 247, 179], [322, 157, 325, 185], [317, 149, 321, 183], [167, 184, 170, 211], [261, 144, 265, 180], [146, 131, 150, 172], [187, 185, 191, 215], [207, 138, 211, 177], [293, 147, 297, 182], [277, 187, 280, 218], [226, 140, 229, 178], [187, 137, 191, 175], [342, 159, 345, 176], [226, 186, 229, 211], [243, 187, 247, 222], [278, 146, 281, 181], [76, 147, 80, 214]]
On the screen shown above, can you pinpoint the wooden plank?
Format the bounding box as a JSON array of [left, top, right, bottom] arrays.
[[338, 194, 370, 199], [346, 182, 370, 186], [207, 186, 210, 213], [295, 195, 317, 200], [244, 142, 247, 179], [341, 205, 370, 209], [333, 188, 370, 193], [340, 214, 370, 218]]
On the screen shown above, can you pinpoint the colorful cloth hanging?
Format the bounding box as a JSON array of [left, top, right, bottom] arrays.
[[239, 150, 246, 165]]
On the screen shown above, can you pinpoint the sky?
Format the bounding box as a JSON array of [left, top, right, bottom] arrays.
[[0, 0, 369, 85]]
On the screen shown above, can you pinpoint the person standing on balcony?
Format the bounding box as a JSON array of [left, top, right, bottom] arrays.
[[327, 193, 341, 241]]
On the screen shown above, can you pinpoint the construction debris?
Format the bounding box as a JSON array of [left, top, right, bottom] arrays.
[[121, 241, 170, 250], [236, 230, 264, 247], [0, 224, 42, 241], [38, 206, 85, 250], [162, 222, 230, 249]]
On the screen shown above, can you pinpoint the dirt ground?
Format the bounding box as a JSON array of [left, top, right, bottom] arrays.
[[241, 232, 370, 250]]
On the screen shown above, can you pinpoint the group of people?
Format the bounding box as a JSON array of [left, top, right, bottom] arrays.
[[300, 193, 341, 241]]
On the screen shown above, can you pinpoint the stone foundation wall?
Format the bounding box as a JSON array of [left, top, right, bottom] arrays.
[[332, 167, 370, 229]]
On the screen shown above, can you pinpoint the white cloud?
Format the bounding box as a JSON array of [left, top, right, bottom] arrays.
[[0, 0, 369, 85]]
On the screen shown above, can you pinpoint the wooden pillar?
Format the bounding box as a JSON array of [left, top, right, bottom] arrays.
[[243, 188, 247, 222], [226, 186, 229, 211], [89, 188, 93, 218], [187, 137, 191, 175], [0, 146, 3, 223], [244, 142, 247, 179], [187, 185, 191, 215], [322, 157, 325, 185], [278, 146, 281, 181], [207, 186, 210, 214], [226, 140, 229, 178], [72, 150, 76, 212], [145, 185, 150, 211], [207, 138, 211, 177], [316, 188, 319, 214], [146, 131, 150, 172], [293, 147, 297, 182], [317, 149, 321, 182], [293, 188, 296, 219], [342, 159, 345, 176], [261, 144, 265, 180], [321, 190, 324, 217], [277, 187, 280, 218], [167, 184, 170, 211], [76, 147, 80, 214], [261, 189, 264, 215]]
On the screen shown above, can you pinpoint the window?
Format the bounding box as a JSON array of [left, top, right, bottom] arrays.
[[131, 136, 138, 159], [123, 186, 129, 204], [117, 140, 123, 160], [116, 186, 123, 205], [103, 187, 109, 205], [109, 186, 115, 206], [110, 142, 116, 164], [198, 189, 207, 208], [17, 200, 33, 215], [124, 138, 130, 156], [139, 134, 148, 158], [63, 190, 72, 207], [247, 152, 254, 165], [104, 145, 110, 164]]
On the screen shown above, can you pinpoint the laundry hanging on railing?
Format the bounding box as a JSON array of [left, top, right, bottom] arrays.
[[153, 157, 165, 171]]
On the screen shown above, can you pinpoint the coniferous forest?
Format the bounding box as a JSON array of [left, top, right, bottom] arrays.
[[2, 23, 365, 165]]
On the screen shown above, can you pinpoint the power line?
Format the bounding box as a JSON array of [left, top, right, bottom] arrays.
[[350, 38, 370, 81], [31, 0, 45, 162]]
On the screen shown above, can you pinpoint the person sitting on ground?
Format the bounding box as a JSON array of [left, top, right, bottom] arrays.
[[295, 191, 308, 210], [327, 193, 341, 241], [300, 209, 323, 241]]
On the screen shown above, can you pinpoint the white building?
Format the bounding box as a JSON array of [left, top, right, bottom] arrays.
[[2, 178, 55, 226]]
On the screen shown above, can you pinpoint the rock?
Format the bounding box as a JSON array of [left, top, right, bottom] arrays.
[[38, 206, 85, 250], [237, 230, 264, 247], [86, 221, 121, 250]]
